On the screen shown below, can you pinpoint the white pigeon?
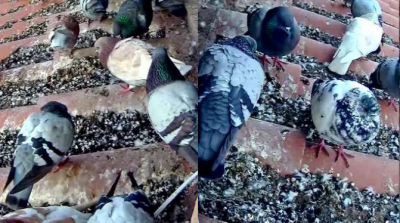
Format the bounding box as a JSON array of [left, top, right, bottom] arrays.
[[88, 171, 154, 223], [311, 79, 381, 167], [95, 37, 193, 92], [3, 101, 75, 210], [0, 206, 91, 223], [328, 13, 383, 75], [146, 47, 198, 168]]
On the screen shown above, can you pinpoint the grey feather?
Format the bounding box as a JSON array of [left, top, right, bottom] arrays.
[[4, 101, 74, 210], [80, 0, 109, 21], [351, 0, 382, 25], [370, 57, 399, 99]]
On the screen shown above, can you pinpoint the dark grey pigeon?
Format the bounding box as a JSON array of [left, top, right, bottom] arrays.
[[113, 0, 153, 39], [3, 101, 75, 210], [246, 5, 300, 71], [370, 57, 399, 111], [155, 0, 187, 17], [198, 36, 265, 180], [146, 47, 198, 168], [351, 0, 382, 26], [311, 80, 381, 168]]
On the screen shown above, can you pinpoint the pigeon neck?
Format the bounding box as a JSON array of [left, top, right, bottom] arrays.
[[146, 54, 184, 94]]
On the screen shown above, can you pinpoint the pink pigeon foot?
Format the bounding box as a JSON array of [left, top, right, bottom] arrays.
[[310, 139, 330, 158], [52, 156, 70, 173], [334, 146, 354, 168], [271, 57, 287, 71], [388, 99, 398, 112], [120, 83, 134, 93]]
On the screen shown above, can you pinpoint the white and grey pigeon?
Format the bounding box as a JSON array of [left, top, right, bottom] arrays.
[[80, 0, 109, 27], [311, 79, 381, 167], [88, 171, 154, 223], [3, 101, 75, 210], [0, 206, 91, 223], [198, 36, 265, 179], [350, 0, 382, 26], [328, 13, 383, 75], [370, 57, 399, 111], [146, 47, 198, 168]]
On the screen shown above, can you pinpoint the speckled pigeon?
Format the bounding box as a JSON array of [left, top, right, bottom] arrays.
[[48, 15, 80, 52], [95, 37, 192, 92], [351, 0, 382, 26], [0, 206, 91, 222], [370, 57, 399, 111], [246, 5, 300, 71], [113, 0, 153, 39], [88, 171, 154, 223], [155, 0, 187, 17], [3, 101, 75, 210], [146, 47, 198, 168], [328, 13, 383, 75], [311, 79, 381, 167], [80, 0, 109, 26], [198, 36, 265, 179]]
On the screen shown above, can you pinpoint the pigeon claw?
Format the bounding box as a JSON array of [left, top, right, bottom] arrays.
[[272, 57, 287, 71], [388, 99, 398, 112], [310, 140, 330, 158], [120, 83, 134, 93], [334, 146, 354, 168]]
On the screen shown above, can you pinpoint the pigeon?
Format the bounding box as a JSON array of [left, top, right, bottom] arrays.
[[146, 47, 198, 168], [94, 37, 192, 92], [246, 5, 300, 71], [0, 206, 91, 222], [370, 57, 399, 111], [155, 0, 187, 17], [311, 79, 381, 167], [113, 0, 153, 39], [328, 13, 383, 75], [3, 101, 75, 210], [80, 0, 109, 26], [198, 36, 265, 179], [88, 171, 154, 223], [343, 0, 353, 7], [351, 0, 382, 26], [48, 15, 80, 53]]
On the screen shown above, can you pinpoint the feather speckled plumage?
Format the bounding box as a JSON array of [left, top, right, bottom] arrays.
[[198, 36, 265, 179], [3, 101, 74, 210], [80, 0, 108, 21], [311, 79, 381, 146], [247, 6, 300, 57], [147, 47, 198, 167], [113, 0, 153, 38]]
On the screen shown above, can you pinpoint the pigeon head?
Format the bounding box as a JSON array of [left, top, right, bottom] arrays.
[[218, 35, 258, 59], [266, 7, 297, 39], [41, 101, 71, 119], [94, 37, 120, 68], [146, 47, 184, 94]]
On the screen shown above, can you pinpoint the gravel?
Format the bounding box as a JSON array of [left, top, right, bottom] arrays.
[[0, 44, 53, 72], [0, 22, 48, 44], [299, 24, 387, 63], [0, 21, 17, 31], [75, 29, 114, 49], [0, 5, 24, 16], [0, 110, 161, 168], [199, 150, 399, 223], [293, 2, 400, 48], [0, 56, 118, 109]]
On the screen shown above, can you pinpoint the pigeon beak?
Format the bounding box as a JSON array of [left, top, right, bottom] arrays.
[[285, 27, 291, 31]]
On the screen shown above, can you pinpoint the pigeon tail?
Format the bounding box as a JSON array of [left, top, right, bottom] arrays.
[[6, 185, 33, 210]]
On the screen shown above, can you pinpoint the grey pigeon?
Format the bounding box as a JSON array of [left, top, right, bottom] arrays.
[[48, 15, 80, 52], [80, 0, 108, 26], [198, 36, 265, 179], [3, 101, 75, 210], [370, 57, 399, 111], [113, 0, 153, 39], [88, 171, 154, 223], [246, 5, 300, 71], [351, 0, 382, 26], [146, 47, 198, 168], [311, 79, 381, 167], [155, 0, 187, 17]]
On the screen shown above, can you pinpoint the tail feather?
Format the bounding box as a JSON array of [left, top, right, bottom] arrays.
[[6, 185, 33, 210]]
